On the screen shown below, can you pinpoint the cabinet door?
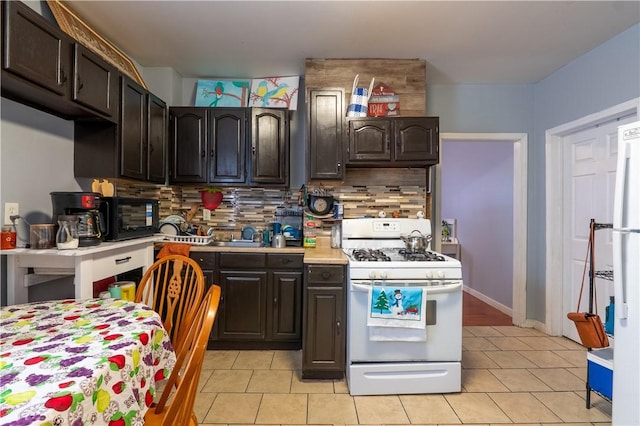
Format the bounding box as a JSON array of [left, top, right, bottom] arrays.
[[2, 1, 70, 97], [209, 108, 246, 184], [348, 118, 392, 162], [120, 77, 147, 180], [308, 89, 344, 180], [269, 271, 302, 341], [191, 253, 219, 341], [72, 44, 118, 118], [218, 270, 268, 340], [147, 94, 167, 183], [251, 108, 288, 184], [394, 117, 439, 163], [303, 287, 345, 374], [170, 107, 208, 183]]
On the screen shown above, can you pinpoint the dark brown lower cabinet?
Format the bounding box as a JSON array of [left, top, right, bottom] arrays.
[[195, 251, 303, 350], [302, 264, 346, 379]]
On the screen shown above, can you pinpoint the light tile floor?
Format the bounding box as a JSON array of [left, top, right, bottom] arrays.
[[194, 326, 612, 425]]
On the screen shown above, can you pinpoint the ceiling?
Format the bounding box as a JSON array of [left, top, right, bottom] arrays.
[[65, 1, 640, 85]]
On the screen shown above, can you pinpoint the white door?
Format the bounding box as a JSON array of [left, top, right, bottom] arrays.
[[562, 116, 634, 342]]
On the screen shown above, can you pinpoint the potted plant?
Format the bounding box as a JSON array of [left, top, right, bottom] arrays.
[[200, 187, 223, 210]]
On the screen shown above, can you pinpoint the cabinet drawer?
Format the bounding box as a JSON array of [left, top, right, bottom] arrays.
[[191, 252, 216, 269], [306, 265, 344, 286], [267, 254, 303, 269], [91, 245, 149, 279], [219, 252, 266, 268]]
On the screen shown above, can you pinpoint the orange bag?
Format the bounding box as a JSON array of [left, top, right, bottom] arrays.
[[566, 223, 609, 349]]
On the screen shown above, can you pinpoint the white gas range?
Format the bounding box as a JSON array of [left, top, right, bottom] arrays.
[[342, 218, 463, 396]]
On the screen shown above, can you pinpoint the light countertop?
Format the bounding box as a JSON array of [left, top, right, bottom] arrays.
[[164, 236, 348, 265]]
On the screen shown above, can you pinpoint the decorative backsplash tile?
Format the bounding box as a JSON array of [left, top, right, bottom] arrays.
[[114, 180, 430, 239]]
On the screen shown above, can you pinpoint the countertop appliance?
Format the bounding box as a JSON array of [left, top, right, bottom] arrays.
[[342, 218, 463, 395], [99, 197, 159, 242], [612, 121, 640, 425], [51, 192, 105, 247]]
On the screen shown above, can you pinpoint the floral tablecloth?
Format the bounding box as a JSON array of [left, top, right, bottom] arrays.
[[0, 298, 176, 426]]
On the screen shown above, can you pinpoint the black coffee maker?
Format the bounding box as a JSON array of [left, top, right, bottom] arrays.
[[51, 192, 106, 247]]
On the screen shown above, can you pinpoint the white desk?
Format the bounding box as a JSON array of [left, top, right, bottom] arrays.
[[4, 236, 162, 304]]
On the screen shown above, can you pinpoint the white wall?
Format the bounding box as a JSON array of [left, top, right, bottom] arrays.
[[441, 140, 514, 308]]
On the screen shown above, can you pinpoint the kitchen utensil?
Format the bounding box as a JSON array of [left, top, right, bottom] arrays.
[[400, 230, 432, 252], [307, 194, 334, 215], [161, 215, 186, 224], [56, 215, 79, 249], [241, 226, 256, 240], [159, 222, 180, 235], [30, 224, 55, 249], [185, 203, 199, 223], [272, 234, 286, 248]]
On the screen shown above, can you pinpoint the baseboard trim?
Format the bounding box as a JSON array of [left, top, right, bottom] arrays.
[[463, 286, 513, 317]]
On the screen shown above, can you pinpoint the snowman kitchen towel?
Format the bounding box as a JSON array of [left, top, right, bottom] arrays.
[[367, 285, 427, 329]]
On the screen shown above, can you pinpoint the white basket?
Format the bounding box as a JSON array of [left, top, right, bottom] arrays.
[[161, 234, 213, 246]]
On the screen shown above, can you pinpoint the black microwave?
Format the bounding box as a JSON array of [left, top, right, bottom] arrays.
[[100, 197, 159, 241]]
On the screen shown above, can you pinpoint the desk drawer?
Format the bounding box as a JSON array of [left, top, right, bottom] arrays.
[[91, 245, 150, 279]]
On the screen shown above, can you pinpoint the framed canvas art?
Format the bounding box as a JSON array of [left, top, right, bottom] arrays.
[[195, 80, 250, 107], [249, 76, 299, 110]]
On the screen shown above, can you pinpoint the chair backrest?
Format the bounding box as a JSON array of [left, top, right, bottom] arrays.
[[135, 254, 205, 351], [146, 285, 221, 426]]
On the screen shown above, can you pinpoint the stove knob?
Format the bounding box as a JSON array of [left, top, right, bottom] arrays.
[[425, 270, 433, 278], [437, 271, 445, 278], [380, 271, 388, 279], [369, 271, 378, 279]]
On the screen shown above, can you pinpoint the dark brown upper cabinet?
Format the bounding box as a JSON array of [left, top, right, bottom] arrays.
[[2, 1, 70, 97], [2, 1, 119, 122], [75, 76, 167, 183], [119, 77, 166, 183], [169, 106, 289, 187], [307, 88, 344, 180], [251, 108, 288, 185], [209, 108, 247, 184], [170, 107, 208, 183], [347, 116, 439, 167], [72, 44, 118, 118]]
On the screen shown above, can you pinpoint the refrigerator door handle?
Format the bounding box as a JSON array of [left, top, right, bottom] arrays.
[[613, 137, 630, 319], [613, 231, 629, 318]]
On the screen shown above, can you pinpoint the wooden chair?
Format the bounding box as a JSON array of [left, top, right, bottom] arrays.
[[135, 254, 205, 352], [144, 285, 221, 426]]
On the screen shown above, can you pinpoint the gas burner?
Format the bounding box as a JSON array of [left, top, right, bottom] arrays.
[[398, 249, 446, 262], [351, 249, 391, 262]]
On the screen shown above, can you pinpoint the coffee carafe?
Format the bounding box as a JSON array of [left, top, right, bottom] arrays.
[[51, 192, 106, 247]]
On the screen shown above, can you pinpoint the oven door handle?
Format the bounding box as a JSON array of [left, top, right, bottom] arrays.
[[351, 281, 462, 294]]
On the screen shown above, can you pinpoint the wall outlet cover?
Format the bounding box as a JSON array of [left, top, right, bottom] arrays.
[[4, 202, 19, 225], [202, 208, 211, 221]]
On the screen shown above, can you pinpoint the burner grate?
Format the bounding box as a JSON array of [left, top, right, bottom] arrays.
[[351, 249, 391, 262], [398, 249, 446, 262]]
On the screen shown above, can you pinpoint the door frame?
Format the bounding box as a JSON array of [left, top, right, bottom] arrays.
[[435, 132, 528, 326], [545, 98, 639, 336]]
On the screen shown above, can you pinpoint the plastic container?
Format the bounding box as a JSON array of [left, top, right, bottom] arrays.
[[303, 215, 318, 248], [1, 226, 16, 250], [30, 224, 55, 249]]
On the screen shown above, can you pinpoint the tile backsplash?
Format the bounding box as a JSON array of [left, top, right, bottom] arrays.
[[114, 180, 430, 238]]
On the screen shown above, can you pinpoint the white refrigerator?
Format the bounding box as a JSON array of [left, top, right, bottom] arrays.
[[612, 121, 640, 425]]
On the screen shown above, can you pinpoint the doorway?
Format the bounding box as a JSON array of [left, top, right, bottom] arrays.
[[545, 98, 639, 337], [435, 133, 528, 327]]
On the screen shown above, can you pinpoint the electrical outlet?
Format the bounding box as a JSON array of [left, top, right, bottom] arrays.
[[4, 202, 19, 225], [202, 208, 211, 221]]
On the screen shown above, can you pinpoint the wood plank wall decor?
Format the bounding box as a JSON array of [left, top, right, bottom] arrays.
[[305, 58, 426, 115]]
